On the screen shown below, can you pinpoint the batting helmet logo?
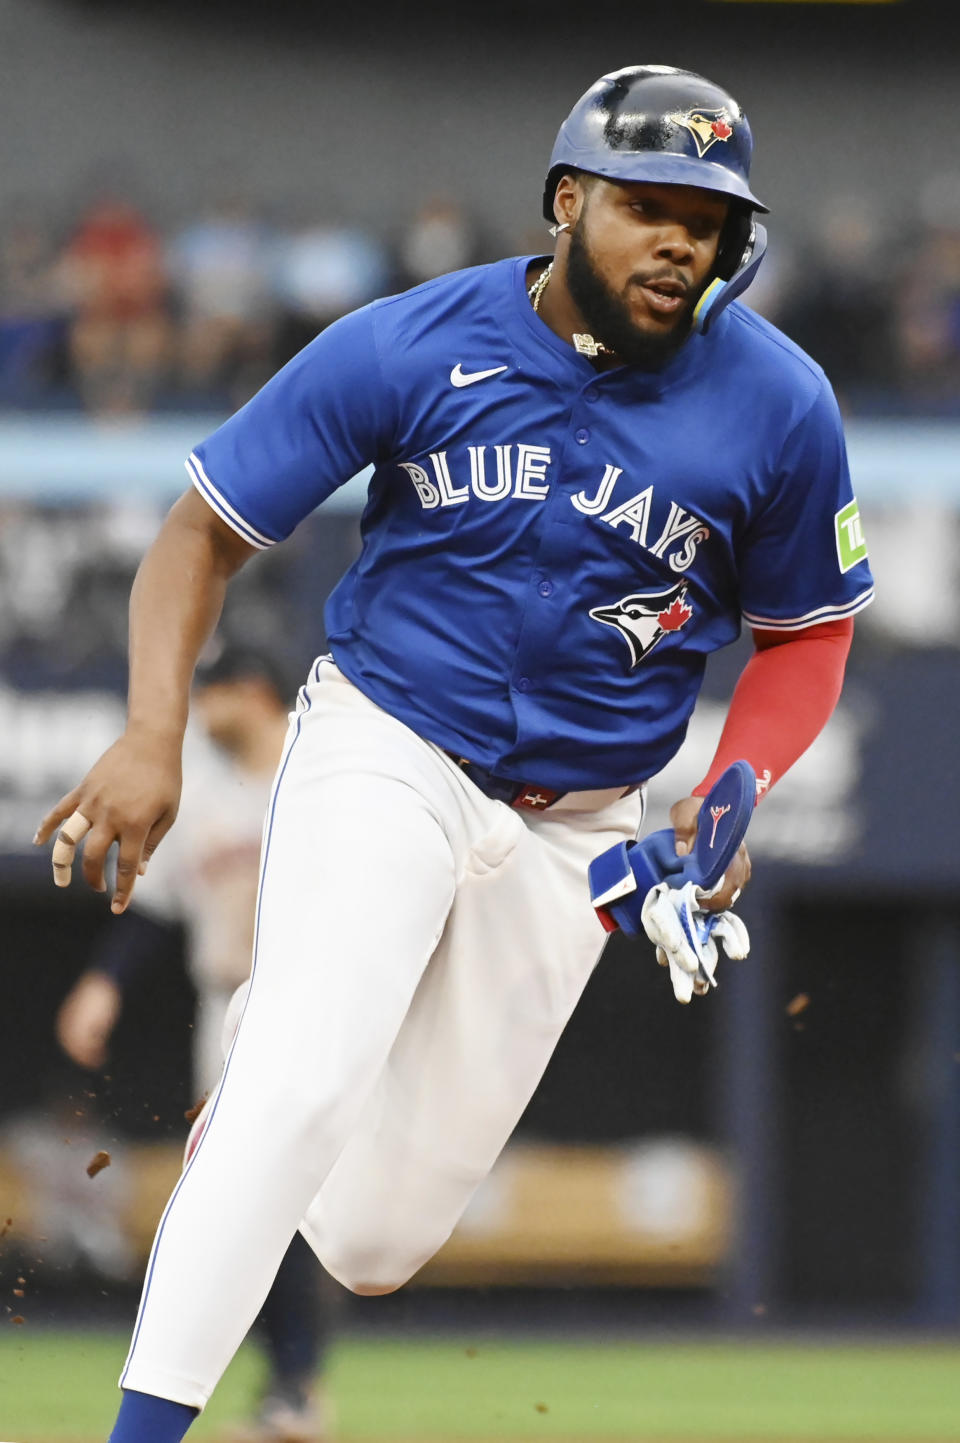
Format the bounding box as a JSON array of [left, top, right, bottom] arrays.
[[666, 107, 735, 158]]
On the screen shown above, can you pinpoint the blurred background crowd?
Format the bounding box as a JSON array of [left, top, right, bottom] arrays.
[[0, 188, 492, 417], [2, 176, 960, 419]]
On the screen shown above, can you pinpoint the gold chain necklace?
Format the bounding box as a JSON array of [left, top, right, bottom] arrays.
[[527, 260, 614, 357], [528, 262, 553, 312]]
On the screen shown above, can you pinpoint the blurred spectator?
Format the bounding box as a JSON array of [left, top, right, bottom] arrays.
[[273, 217, 387, 362], [892, 172, 960, 413], [776, 200, 895, 411], [58, 194, 173, 415], [396, 195, 480, 288], [168, 193, 277, 408], [0, 212, 68, 406]]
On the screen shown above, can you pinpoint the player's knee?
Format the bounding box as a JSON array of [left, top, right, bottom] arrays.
[[349, 1277, 405, 1297], [328, 1260, 414, 1296], [319, 1240, 424, 1297]]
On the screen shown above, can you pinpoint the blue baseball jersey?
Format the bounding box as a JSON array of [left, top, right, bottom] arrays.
[[187, 257, 874, 791]]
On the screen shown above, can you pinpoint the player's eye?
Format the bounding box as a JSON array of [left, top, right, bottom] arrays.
[[692, 212, 726, 239]]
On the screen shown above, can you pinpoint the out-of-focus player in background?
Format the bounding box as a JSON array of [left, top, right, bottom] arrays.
[[55, 648, 331, 1443], [36, 65, 873, 1442]]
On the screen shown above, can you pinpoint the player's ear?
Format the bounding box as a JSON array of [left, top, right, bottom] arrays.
[[553, 173, 582, 232]]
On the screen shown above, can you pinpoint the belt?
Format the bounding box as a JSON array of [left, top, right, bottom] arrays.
[[443, 752, 564, 810], [443, 751, 642, 813]]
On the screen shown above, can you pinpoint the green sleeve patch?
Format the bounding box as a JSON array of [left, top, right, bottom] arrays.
[[835, 499, 868, 573]]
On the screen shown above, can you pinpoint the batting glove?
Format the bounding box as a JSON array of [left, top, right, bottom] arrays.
[[641, 880, 750, 1004]]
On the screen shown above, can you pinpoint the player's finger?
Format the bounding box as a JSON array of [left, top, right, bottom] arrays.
[[111, 831, 148, 915], [80, 821, 120, 895], [135, 811, 174, 880], [34, 789, 83, 848], [142, 811, 174, 865], [668, 955, 694, 1004], [50, 810, 92, 888], [669, 796, 703, 857], [701, 843, 751, 912]]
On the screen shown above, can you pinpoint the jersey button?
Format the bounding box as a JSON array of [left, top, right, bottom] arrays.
[[575, 427, 590, 444], [585, 390, 599, 404], [538, 579, 554, 598], [517, 677, 532, 693]]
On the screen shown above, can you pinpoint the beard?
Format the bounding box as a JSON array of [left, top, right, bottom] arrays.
[[565, 218, 698, 371]]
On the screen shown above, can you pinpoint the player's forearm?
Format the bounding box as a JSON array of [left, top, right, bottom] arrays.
[[692, 618, 854, 800], [126, 491, 254, 740]]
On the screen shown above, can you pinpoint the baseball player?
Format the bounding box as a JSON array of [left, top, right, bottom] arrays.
[[35, 66, 873, 1443], [54, 648, 331, 1442]]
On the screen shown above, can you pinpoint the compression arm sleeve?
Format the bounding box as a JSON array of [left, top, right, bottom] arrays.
[[692, 617, 854, 802]]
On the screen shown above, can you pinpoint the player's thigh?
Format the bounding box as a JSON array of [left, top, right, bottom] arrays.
[[385, 792, 645, 1170], [302, 794, 641, 1285], [248, 664, 462, 1000]]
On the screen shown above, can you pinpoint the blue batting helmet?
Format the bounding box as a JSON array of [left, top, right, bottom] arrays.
[[543, 65, 768, 220]]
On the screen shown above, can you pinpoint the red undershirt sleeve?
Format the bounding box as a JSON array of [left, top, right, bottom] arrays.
[[691, 617, 854, 802]]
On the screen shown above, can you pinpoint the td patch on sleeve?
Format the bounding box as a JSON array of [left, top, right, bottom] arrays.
[[835, 499, 868, 573]]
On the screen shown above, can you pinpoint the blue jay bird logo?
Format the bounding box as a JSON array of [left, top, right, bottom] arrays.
[[589, 583, 693, 668], [667, 107, 735, 158]]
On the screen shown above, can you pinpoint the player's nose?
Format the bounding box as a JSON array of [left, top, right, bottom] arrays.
[[652, 225, 696, 265]]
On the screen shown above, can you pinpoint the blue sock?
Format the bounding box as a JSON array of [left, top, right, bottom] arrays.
[[108, 1389, 198, 1442]]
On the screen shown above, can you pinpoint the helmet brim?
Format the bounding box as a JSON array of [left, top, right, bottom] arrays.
[[542, 152, 768, 221]]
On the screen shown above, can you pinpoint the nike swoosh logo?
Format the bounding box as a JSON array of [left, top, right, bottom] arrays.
[[450, 362, 509, 388]]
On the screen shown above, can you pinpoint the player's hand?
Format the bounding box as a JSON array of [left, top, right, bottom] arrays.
[[33, 725, 182, 914], [669, 794, 751, 912], [55, 970, 122, 1070], [642, 881, 751, 1003]]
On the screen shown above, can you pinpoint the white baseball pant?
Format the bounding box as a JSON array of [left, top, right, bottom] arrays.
[[120, 659, 643, 1409]]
